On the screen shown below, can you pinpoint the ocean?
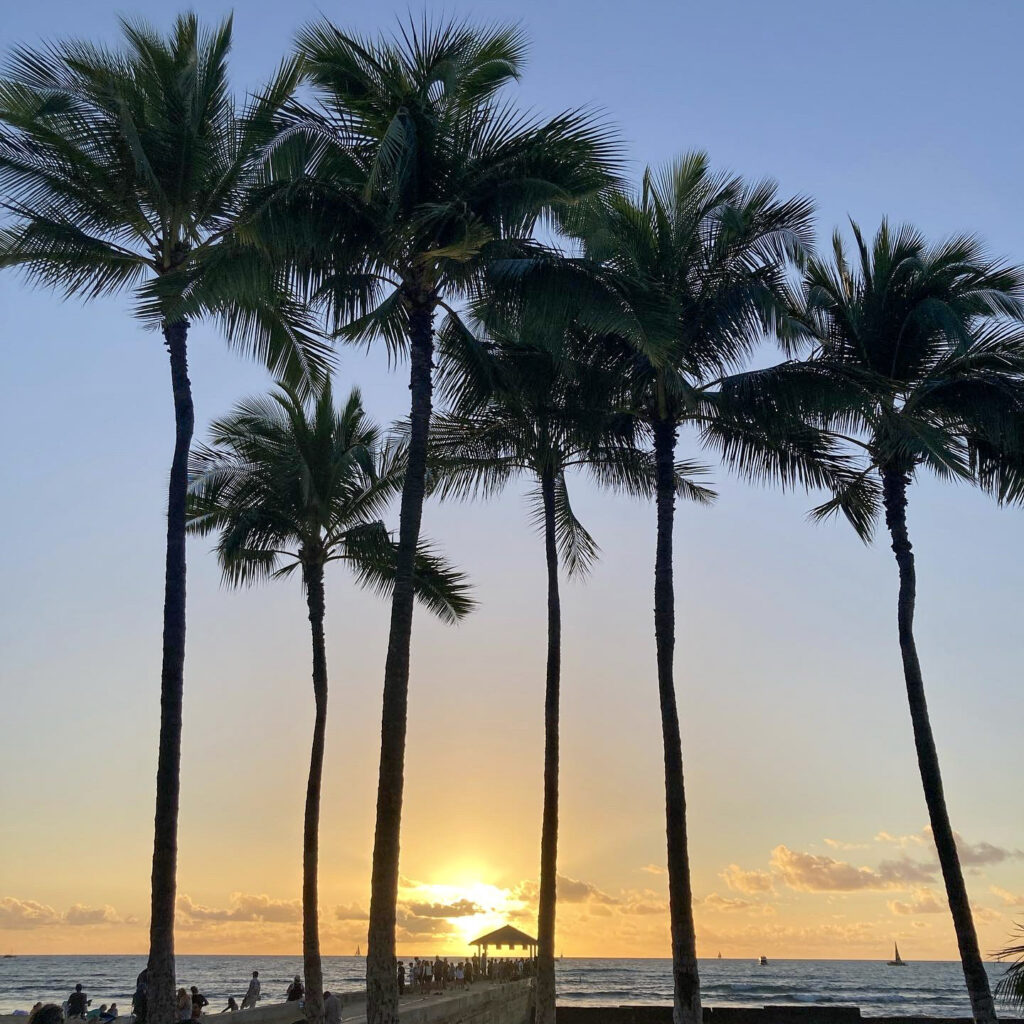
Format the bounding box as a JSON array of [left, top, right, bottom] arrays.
[[0, 956, 1020, 1019]]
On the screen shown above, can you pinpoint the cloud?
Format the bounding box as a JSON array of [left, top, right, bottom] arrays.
[[334, 903, 369, 921], [888, 889, 945, 916], [177, 893, 301, 924], [406, 899, 482, 919], [956, 838, 1022, 868], [640, 865, 666, 876], [395, 909, 457, 938], [824, 839, 870, 851], [876, 831, 928, 849], [972, 905, 1003, 924], [701, 893, 776, 916], [720, 865, 775, 895], [64, 904, 121, 926], [991, 886, 1024, 908], [622, 901, 668, 916], [0, 898, 125, 929], [877, 828, 1022, 867], [0, 898, 61, 930], [770, 846, 936, 892], [556, 875, 618, 905]]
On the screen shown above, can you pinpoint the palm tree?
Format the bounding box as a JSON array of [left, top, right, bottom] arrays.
[[715, 221, 1024, 1024], [567, 154, 816, 1024], [995, 927, 1024, 1013], [431, 320, 714, 1024], [0, 18, 326, 1024], [186, 382, 473, 1024], [282, 19, 620, 1022]]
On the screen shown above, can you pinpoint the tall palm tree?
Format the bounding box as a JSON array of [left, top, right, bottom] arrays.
[[186, 382, 473, 1024], [715, 221, 1024, 1024], [567, 154, 816, 1024], [0, 19, 326, 1024], [431, 321, 714, 1024], [281, 20, 620, 1022]]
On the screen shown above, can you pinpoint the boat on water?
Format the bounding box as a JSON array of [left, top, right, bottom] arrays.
[[887, 943, 907, 966], [717, 952, 722, 960], [758, 955, 768, 966], [355, 945, 361, 957]]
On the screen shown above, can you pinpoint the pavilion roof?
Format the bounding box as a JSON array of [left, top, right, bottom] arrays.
[[469, 924, 538, 948]]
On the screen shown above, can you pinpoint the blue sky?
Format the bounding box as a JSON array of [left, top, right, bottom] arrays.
[[2, 0, 1024, 959]]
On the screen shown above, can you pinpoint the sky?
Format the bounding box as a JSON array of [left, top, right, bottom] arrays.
[[2, 0, 1024, 963]]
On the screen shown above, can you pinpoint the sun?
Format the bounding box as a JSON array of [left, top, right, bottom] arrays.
[[398, 876, 531, 950]]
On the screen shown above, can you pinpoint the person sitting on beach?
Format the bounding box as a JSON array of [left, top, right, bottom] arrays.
[[102, 1004, 118, 1021], [86, 1003, 108, 1020], [285, 977, 303, 1002], [176, 989, 192, 1023], [240, 972, 260, 1010], [323, 992, 340, 1024], [218, 999, 238, 1014]]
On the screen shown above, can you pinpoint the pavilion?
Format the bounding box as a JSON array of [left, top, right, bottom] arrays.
[[469, 924, 538, 958]]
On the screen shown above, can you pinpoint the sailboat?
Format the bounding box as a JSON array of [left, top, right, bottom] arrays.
[[887, 943, 907, 967], [717, 952, 722, 960], [355, 945, 361, 957]]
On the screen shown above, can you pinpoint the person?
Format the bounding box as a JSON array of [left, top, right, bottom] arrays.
[[28, 1005, 62, 1024], [131, 978, 148, 1024], [285, 977, 303, 1003], [396, 962, 405, 997], [190, 987, 208, 1019], [102, 1004, 119, 1021], [85, 1004, 107, 1020], [67, 985, 89, 1019], [219, 999, 238, 1014], [323, 992, 340, 1024], [175, 989, 192, 1023], [240, 973, 260, 1011]]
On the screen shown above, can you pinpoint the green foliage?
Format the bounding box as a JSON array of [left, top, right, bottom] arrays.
[[187, 381, 474, 624], [996, 928, 1024, 1012], [263, 14, 621, 360], [0, 14, 329, 384], [428, 308, 714, 578], [715, 219, 1024, 537]]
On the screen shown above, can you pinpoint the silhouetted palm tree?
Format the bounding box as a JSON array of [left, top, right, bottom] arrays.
[[187, 382, 472, 1024], [716, 220, 1024, 1024], [281, 19, 620, 1021], [995, 927, 1024, 1013], [430, 319, 713, 1024], [567, 154, 816, 1024], [0, 19, 326, 1024]]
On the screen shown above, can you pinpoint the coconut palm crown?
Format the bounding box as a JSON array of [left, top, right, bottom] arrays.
[[716, 220, 1024, 1024]]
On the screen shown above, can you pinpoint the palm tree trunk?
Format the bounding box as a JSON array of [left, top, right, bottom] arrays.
[[302, 562, 329, 1024], [535, 467, 561, 1024], [366, 294, 435, 1024], [881, 469, 996, 1024], [147, 320, 194, 1024], [652, 417, 701, 1024]]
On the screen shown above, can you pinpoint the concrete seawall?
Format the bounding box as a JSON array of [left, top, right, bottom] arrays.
[[3, 994, 982, 1024], [556, 1008, 973, 1024]]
